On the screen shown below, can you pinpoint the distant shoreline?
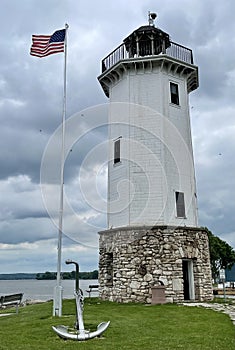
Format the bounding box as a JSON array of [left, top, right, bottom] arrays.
[[0, 273, 37, 280], [0, 270, 98, 280]]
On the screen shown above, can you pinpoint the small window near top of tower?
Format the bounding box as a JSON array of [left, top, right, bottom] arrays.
[[170, 82, 179, 105], [114, 138, 121, 164], [175, 191, 186, 218]]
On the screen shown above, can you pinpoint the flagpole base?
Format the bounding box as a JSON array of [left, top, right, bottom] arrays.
[[53, 285, 63, 317]]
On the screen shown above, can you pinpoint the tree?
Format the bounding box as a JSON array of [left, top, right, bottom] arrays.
[[35, 270, 98, 280], [36, 271, 56, 280], [205, 227, 235, 281]]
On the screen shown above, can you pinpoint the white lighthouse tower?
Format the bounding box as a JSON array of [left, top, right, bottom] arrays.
[[98, 14, 213, 303]]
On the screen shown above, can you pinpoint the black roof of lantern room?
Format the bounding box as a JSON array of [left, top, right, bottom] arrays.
[[123, 25, 171, 57], [98, 15, 198, 97]]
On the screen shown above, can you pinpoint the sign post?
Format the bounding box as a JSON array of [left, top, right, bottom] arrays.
[[219, 269, 226, 302]]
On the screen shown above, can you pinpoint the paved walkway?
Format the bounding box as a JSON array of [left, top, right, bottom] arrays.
[[181, 302, 235, 326], [0, 313, 13, 317]]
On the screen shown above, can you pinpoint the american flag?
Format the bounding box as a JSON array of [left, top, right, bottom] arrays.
[[30, 29, 66, 58]]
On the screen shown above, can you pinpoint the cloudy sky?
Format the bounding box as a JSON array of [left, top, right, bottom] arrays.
[[0, 0, 234, 274]]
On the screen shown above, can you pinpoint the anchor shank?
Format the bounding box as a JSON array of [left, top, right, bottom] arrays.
[[75, 291, 85, 332], [74, 261, 79, 292]]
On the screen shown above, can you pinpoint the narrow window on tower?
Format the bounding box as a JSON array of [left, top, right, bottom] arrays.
[[175, 191, 186, 218], [170, 82, 179, 105], [114, 138, 121, 164]]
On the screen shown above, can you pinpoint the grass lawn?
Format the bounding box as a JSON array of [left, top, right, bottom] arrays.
[[0, 298, 234, 350]]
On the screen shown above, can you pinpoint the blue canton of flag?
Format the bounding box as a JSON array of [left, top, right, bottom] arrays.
[[30, 29, 65, 58]]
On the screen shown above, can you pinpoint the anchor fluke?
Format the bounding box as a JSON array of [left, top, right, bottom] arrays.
[[52, 321, 110, 341]]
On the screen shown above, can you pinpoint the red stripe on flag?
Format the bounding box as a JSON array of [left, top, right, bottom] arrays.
[[30, 44, 65, 58]]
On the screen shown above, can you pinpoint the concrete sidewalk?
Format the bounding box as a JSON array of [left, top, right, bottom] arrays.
[[0, 313, 13, 317]]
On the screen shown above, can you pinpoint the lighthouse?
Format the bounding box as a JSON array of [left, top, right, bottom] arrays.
[[98, 13, 213, 303]]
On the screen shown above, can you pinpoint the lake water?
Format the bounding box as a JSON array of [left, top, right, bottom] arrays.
[[0, 279, 98, 301]]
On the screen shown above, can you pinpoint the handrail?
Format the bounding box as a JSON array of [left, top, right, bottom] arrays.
[[101, 41, 194, 73]]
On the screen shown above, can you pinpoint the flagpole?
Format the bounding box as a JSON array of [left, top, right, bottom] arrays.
[[53, 23, 69, 317]]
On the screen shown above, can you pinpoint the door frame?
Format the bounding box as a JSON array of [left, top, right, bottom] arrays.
[[182, 259, 195, 300]]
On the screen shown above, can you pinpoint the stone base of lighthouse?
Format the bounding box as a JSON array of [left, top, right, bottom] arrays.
[[98, 226, 213, 303]]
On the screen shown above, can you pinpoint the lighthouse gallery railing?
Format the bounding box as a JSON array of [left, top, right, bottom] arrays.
[[101, 41, 194, 73]]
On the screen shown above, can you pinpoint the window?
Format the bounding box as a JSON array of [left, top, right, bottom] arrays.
[[175, 191, 185, 218], [114, 138, 121, 164], [170, 82, 179, 105]]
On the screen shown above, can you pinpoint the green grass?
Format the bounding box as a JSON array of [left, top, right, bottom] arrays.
[[0, 298, 234, 350], [211, 297, 235, 305]]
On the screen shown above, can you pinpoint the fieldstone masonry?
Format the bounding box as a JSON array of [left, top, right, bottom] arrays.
[[99, 226, 213, 303]]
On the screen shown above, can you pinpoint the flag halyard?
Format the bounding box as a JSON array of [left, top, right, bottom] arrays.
[[30, 29, 66, 58]]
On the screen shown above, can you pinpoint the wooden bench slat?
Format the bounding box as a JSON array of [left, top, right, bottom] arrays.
[[1, 293, 23, 303], [86, 285, 99, 298]]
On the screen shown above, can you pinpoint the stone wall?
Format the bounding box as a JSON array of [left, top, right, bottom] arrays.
[[99, 226, 213, 303]]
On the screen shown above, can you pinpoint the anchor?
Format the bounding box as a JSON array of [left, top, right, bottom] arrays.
[[52, 259, 110, 341]]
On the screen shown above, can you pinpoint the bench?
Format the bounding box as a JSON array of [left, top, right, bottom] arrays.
[[0, 293, 24, 314], [86, 285, 99, 298]]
